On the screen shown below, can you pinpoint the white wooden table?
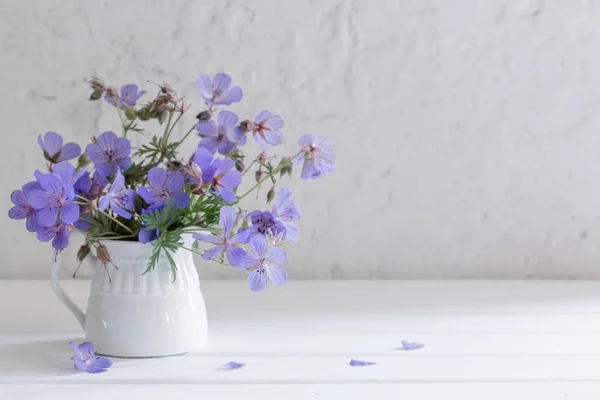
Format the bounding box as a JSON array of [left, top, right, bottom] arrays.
[[2, 280, 600, 399]]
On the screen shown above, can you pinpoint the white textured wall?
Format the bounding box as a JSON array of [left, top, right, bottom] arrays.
[[2, 0, 600, 279]]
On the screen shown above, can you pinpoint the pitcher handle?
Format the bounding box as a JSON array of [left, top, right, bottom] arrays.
[[50, 252, 86, 329]]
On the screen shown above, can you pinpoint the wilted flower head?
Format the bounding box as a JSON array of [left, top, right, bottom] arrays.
[[196, 73, 243, 106], [38, 132, 81, 163]]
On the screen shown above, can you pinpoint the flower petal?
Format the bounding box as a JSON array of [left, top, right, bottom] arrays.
[[212, 73, 232, 93], [171, 191, 190, 208], [71, 356, 88, 372], [196, 73, 213, 103], [218, 170, 241, 189], [85, 143, 104, 164], [114, 137, 131, 159], [202, 245, 225, 260], [25, 213, 38, 232], [52, 225, 70, 250], [198, 137, 220, 154], [399, 341, 425, 351], [69, 341, 82, 359], [112, 170, 125, 192], [298, 134, 315, 148], [196, 120, 218, 137], [217, 187, 236, 203], [262, 129, 284, 147], [137, 186, 156, 205], [147, 167, 167, 189], [193, 233, 222, 244], [111, 202, 132, 219], [41, 132, 63, 156], [193, 146, 214, 170], [263, 114, 284, 131], [165, 171, 185, 193], [96, 131, 117, 151], [266, 246, 288, 264], [52, 162, 76, 183], [247, 268, 268, 291], [281, 221, 299, 242], [219, 206, 237, 236], [215, 87, 243, 105], [60, 201, 80, 224], [266, 263, 287, 286], [10, 190, 27, 207], [217, 361, 245, 371], [95, 356, 113, 369], [248, 235, 268, 258], [349, 359, 376, 367], [217, 110, 238, 130], [225, 246, 248, 267], [27, 190, 53, 209], [86, 365, 107, 374], [57, 143, 81, 162], [37, 207, 59, 227]]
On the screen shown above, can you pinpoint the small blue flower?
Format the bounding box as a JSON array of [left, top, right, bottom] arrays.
[[349, 359, 376, 367]]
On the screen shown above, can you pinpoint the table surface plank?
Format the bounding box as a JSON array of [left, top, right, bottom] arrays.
[[2, 280, 600, 399]]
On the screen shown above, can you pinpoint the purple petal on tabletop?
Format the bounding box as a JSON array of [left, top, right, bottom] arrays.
[[69, 341, 112, 373], [349, 359, 376, 367], [398, 341, 425, 351], [217, 361, 245, 371]]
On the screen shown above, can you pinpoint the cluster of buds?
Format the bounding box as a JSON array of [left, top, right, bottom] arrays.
[[138, 83, 183, 124], [85, 77, 106, 100]]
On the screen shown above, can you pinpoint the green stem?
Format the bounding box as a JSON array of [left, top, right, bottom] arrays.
[[175, 124, 197, 147], [235, 150, 302, 204], [241, 159, 257, 177], [115, 104, 128, 138], [98, 210, 134, 234], [180, 246, 206, 258]]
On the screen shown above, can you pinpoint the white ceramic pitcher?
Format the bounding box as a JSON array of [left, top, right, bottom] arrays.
[[50, 235, 208, 357]]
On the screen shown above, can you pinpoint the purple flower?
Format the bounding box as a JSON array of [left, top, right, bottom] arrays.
[[38, 131, 81, 163], [104, 84, 146, 107], [272, 187, 301, 242], [37, 222, 70, 250], [399, 341, 425, 351], [295, 135, 336, 180], [349, 359, 376, 367], [138, 167, 190, 208], [85, 131, 131, 177], [205, 158, 241, 203], [197, 110, 246, 155], [73, 212, 93, 232], [138, 204, 162, 244], [8, 181, 41, 232], [52, 161, 86, 185], [193, 206, 249, 264], [232, 235, 288, 292], [250, 111, 284, 150], [75, 171, 108, 200], [217, 361, 245, 371], [99, 170, 136, 219], [196, 73, 243, 106], [28, 173, 79, 227], [193, 146, 219, 183], [69, 341, 112, 374], [245, 210, 286, 238]]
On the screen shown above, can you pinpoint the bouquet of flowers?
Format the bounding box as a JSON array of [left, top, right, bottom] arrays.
[[8, 73, 335, 291]]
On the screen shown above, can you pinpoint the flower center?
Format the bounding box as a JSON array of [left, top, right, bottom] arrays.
[[104, 149, 116, 162]]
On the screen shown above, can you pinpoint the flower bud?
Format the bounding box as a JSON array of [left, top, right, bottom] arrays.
[[266, 186, 275, 203], [255, 170, 264, 182], [167, 160, 183, 171], [124, 106, 137, 120], [279, 157, 293, 178], [96, 245, 112, 264], [196, 110, 212, 121], [137, 106, 152, 121], [240, 120, 255, 132], [85, 77, 105, 91], [105, 86, 118, 99], [258, 152, 268, 163], [77, 153, 91, 169], [235, 157, 245, 172], [89, 89, 103, 101], [77, 244, 91, 262]]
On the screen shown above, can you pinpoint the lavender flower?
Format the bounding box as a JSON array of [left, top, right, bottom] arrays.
[[85, 131, 131, 177], [8, 182, 41, 232], [295, 134, 336, 180], [231, 235, 288, 291], [196, 73, 243, 106], [28, 173, 79, 227], [69, 341, 112, 374], [193, 206, 249, 264], [37, 222, 70, 250], [98, 170, 135, 219], [217, 361, 245, 371], [245, 210, 286, 238], [104, 84, 146, 107], [197, 110, 246, 155], [249, 111, 284, 150], [205, 158, 241, 203], [38, 131, 81, 163], [138, 167, 190, 208], [193, 146, 219, 183], [75, 171, 108, 200], [272, 186, 302, 242], [349, 359, 376, 367]]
